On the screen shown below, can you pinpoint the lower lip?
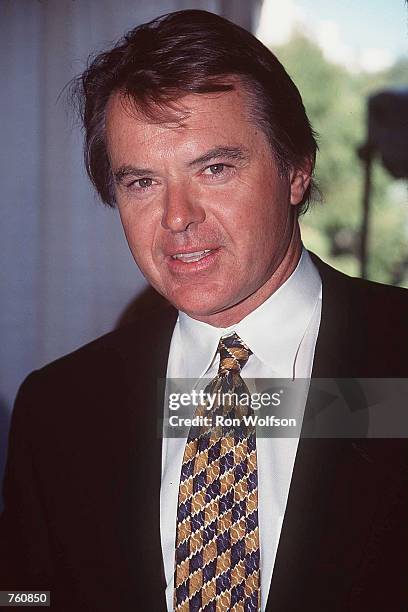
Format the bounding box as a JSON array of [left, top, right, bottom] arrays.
[[166, 249, 220, 273]]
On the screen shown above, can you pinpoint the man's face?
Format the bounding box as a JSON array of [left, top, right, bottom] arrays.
[[106, 85, 308, 326]]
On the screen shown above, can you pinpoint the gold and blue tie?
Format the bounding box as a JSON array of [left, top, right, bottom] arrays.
[[174, 333, 260, 611]]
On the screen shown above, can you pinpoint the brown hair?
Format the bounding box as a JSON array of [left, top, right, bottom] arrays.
[[74, 9, 318, 212]]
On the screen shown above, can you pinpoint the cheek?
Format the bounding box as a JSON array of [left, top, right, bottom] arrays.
[[239, 199, 281, 247], [234, 199, 288, 275], [119, 208, 155, 265]]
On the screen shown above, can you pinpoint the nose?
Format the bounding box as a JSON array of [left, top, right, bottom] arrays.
[[161, 181, 205, 232]]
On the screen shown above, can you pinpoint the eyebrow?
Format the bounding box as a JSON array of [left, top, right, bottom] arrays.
[[187, 146, 250, 168], [113, 146, 250, 184], [114, 165, 155, 185]]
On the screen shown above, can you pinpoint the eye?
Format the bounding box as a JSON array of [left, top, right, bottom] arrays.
[[203, 163, 226, 175], [201, 163, 235, 184], [135, 177, 153, 189], [124, 177, 157, 193]]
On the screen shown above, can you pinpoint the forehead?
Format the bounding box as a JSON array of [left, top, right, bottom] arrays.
[[105, 86, 264, 163]]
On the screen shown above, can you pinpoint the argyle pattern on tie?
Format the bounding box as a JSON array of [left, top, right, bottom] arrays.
[[174, 333, 260, 611]]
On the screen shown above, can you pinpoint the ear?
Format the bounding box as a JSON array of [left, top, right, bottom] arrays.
[[289, 160, 312, 205]]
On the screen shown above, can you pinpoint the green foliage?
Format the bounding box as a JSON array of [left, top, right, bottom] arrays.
[[275, 35, 408, 286]]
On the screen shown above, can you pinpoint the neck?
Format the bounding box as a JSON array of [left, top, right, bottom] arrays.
[[197, 221, 303, 328]]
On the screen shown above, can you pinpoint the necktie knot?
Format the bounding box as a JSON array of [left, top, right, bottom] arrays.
[[218, 332, 252, 374]]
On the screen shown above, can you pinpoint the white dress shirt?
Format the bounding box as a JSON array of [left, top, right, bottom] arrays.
[[160, 248, 322, 610]]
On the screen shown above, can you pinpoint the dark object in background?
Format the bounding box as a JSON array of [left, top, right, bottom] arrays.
[[358, 88, 408, 278], [367, 89, 408, 178]]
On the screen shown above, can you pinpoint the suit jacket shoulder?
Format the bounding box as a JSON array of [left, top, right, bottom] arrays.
[[310, 252, 408, 377], [0, 304, 177, 609]]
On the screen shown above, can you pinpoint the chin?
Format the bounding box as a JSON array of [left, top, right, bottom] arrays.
[[173, 300, 218, 319], [166, 288, 226, 320]]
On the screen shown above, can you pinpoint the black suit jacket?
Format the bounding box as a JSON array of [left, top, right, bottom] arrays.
[[1, 254, 407, 611]]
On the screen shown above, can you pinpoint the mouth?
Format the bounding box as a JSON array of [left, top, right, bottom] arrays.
[[171, 249, 212, 263], [166, 247, 220, 272]]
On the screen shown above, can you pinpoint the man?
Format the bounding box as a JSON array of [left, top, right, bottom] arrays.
[[1, 9, 407, 612]]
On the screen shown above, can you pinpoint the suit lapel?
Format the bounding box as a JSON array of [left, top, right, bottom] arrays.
[[266, 254, 379, 610], [309, 251, 352, 378], [114, 305, 177, 609]]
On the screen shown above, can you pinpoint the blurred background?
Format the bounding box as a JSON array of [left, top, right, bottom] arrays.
[[259, 0, 408, 283], [1, 0, 407, 494]]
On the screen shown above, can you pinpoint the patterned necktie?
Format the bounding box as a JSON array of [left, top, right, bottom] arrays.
[[174, 333, 260, 611]]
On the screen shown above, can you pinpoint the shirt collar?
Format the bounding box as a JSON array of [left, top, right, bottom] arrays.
[[177, 248, 322, 379]]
